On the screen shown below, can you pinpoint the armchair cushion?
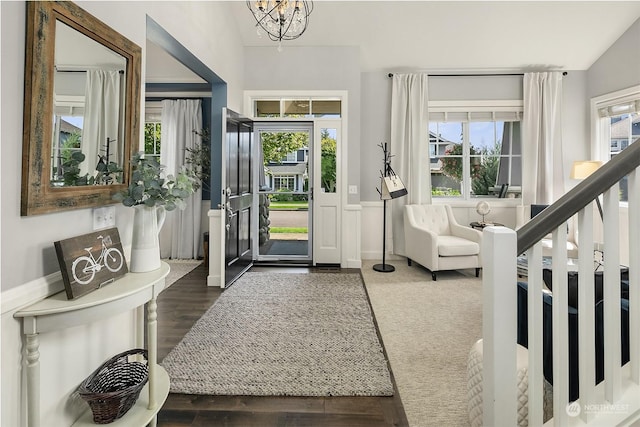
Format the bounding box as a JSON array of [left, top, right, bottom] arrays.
[[438, 236, 480, 257]]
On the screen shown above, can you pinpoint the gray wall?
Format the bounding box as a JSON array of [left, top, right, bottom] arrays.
[[561, 71, 590, 186], [588, 17, 640, 98], [429, 75, 523, 101], [360, 72, 392, 201], [244, 46, 361, 204]]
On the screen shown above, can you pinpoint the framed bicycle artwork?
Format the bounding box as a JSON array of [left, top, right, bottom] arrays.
[[54, 227, 128, 299]]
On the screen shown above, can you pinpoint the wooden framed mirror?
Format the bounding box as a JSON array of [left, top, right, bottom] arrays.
[[21, 1, 141, 216]]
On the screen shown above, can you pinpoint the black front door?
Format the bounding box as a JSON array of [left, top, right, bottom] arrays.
[[224, 109, 253, 286]]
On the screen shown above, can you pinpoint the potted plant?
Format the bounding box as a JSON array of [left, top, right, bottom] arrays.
[[113, 152, 199, 272]]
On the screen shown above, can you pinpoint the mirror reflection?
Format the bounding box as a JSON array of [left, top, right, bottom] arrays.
[[52, 20, 127, 187]]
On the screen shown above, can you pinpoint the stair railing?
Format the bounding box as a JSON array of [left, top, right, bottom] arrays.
[[482, 140, 640, 426]]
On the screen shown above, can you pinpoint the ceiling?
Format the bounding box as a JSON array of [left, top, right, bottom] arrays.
[[146, 40, 206, 84], [147, 1, 640, 83], [229, 1, 640, 72]]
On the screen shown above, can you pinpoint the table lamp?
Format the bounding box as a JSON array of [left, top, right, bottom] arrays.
[[570, 160, 603, 219]]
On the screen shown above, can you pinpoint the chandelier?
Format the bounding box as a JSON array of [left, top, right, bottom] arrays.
[[247, 1, 314, 48]]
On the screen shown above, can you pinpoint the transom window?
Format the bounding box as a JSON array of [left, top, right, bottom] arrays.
[[254, 98, 341, 118], [428, 102, 522, 199]]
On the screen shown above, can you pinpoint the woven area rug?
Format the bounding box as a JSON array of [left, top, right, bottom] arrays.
[[163, 259, 201, 288], [161, 271, 394, 396]]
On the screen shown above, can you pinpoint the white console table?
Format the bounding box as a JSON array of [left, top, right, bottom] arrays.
[[14, 262, 171, 427]]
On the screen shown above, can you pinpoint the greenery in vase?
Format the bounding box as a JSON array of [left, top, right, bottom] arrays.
[[113, 152, 198, 211]]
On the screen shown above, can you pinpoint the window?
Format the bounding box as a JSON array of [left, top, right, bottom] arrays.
[[593, 87, 640, 202], [51, 115, 84, 182], [51, 96, 85, 183], [254, 98, 341, 118], [428, 102, 522, 199], [144, 122, 161, 160], [273, 176, 295, 191]]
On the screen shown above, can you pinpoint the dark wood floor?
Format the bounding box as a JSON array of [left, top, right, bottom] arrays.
[[156, 264, 409, 427]]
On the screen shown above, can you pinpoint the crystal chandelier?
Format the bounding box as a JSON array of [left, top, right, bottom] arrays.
[[247, 1, 314, 49]]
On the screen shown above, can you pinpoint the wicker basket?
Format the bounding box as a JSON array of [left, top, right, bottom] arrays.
[[78, 349, 149, 424]]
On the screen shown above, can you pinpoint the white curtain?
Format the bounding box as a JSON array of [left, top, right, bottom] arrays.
[[81, 70, 121, 177], [390, 73, 430, 256], [159, 99, 203, 259], [522, 72, 565, 205]]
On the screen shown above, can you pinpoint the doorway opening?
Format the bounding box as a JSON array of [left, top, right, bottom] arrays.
[[254, 122, 313, 263]]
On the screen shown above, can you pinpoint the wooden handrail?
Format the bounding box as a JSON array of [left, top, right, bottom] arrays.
[[517, 140, 640, 254]]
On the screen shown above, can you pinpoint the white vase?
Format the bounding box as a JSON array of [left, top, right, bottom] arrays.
[[130, 205, 166, 273]]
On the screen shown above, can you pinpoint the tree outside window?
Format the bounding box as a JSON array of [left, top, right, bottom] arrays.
[[430, 120, 520, 198], [144, 122, 161, 160], [320, 128, 337, 193]]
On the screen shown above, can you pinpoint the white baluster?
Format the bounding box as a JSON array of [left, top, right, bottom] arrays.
[[604, 183, 621, 402], [578, 204, 596, 423], [629, 169, 640, 384], [526, 242, 544, 426], [552, 223, 569, 424]]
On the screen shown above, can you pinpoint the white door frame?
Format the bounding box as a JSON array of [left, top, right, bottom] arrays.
[[243, 90, 347, 266]]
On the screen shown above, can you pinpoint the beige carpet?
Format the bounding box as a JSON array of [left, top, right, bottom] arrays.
[[164, 259, 202, 288], [361, 260, 483, 427]]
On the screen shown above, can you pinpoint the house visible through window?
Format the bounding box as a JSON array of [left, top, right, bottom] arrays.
[[602, 107, 638, 202], [428, 103, 522, 199], [51, 116, 83, 182], [593, 88, 640, 203]]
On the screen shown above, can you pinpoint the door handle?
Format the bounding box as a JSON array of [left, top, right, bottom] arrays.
[[226, 203, 236, 221]]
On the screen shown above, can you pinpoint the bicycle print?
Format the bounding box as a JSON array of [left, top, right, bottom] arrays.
[[54, 228, 128, 300], [72, 234, 124, 285]]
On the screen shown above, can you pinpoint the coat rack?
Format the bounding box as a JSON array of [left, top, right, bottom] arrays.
[[373, 142, 407, 273]]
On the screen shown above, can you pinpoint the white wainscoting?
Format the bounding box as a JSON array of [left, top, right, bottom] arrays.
[[360, 200, 520, 261], [342, 204, 362, 268]]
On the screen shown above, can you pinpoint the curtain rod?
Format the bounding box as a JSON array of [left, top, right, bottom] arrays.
[[56, 69, 124, 74], [387, 72, 568, 77]]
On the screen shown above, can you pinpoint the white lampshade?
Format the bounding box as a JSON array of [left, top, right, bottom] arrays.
[[570, 160, 603, 180]]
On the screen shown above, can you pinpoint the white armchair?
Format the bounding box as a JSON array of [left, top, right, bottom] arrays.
[[404, 204, 482, 281]]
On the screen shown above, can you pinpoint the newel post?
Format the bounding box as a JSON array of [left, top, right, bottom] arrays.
[[482, 226, 518, 426]]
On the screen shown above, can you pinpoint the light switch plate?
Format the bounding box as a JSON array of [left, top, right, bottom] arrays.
[[93, 206, 116, 230], [348, 185, 358, 194]]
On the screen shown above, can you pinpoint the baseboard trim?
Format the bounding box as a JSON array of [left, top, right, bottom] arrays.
[[207, 274, 222, 288]]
